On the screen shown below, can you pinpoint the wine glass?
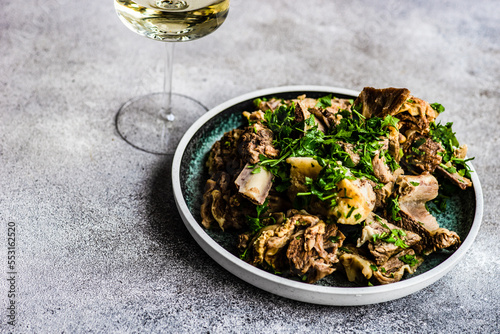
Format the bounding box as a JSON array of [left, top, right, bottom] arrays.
[[114, 0, 230, 154]]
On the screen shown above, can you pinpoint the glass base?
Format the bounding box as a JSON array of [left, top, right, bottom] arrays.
[[115, 92, 208, 155]]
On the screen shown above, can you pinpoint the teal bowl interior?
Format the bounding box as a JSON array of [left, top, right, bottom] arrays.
[[179, 90, 476, 287]]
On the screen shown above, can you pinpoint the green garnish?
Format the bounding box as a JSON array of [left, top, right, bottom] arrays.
[[372, 223, 409, 249], [315, 94, 333, 108], [259, 101, 403, 210], [328, 235, 341, 243], [339, 247, 352, 253], [430, 102, 445, 114], [388, 196, 402, 222], [429, 121, 473, 178], [345, 206, 356, 219], [399, 254, 419, 267], [245, 199, 274, 232], [251, 166, 262, 174]]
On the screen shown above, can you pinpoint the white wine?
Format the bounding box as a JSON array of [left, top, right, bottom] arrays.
[[115, 0, 230, 41]]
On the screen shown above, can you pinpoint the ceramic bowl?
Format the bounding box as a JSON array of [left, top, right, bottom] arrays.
[[172, 85, 483, 305]]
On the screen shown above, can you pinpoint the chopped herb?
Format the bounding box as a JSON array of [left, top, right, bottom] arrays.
[[381, 115, 400, 130], [239, 247, 249, 260], [251, 167, 261, 174], [253, 98, 263, 107], [429, 121, 473, 178], [388, 196, 402, 222], [339, 247, 352, 253], [315, 94, 333, 108], [410, 181, 420, 186], [346, 206, 356, 219], [399, 254, 419, 267], [412, 137, 426, 148], [253, 97, 268, 108], [440, 163, 457, 174], [245, 199, 274, 232], [411, 147, 424, 155], [372, 223, 408, 249], [328, 236, 340, 243], [370, 264, 378, 271], [430, 102, 445, 114]]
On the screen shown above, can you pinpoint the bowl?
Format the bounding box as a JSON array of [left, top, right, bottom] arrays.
[[172, 85, 483, 305]]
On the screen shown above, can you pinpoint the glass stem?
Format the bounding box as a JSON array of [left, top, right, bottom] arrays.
[[161, 42, 175, 122]]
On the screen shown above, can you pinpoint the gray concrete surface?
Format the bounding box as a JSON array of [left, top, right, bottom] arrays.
[[1, 0, 499, 332]]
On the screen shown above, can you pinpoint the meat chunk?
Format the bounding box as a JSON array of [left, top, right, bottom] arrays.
[[206, 129, 244, 175], [372, 249, 423, 285], [388, 125, 402, 162], [200, 178, 218, 229], [357, 213, 421, 265], [338, 141, 361, 166], [372, 154, 403, 184], [397, 173, 440, 234], [286, 214, 345, 283], [249, 218, 297, 270], [294, 101, 326, 133], [200, 171, 253, 231], [339, 245, 423, 285], [354, 87, 411, 119], [372, 154, 393, 183], [436, 165, 472, 190], [200, 172, 232, 229], [256, 98, 284, 113], [242, 211, 345, 283], [402, 135, 445, 173], [394, 173, 461, 253], [238, 122, 279, 164], [371, 181, 395, 209], [338, 246, 375, 284], [396, 96, 439, 134], [306, 98, 352, 129]]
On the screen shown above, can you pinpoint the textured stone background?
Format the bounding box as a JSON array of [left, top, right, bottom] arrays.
[[1, 0, 499, 332]]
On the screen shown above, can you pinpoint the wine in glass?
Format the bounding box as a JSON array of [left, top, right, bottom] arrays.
[[114, 0, 230, 154]]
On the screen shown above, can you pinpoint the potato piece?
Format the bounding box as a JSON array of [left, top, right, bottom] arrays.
[[331, 178, 376, 225], [286, 157, 323, 199]]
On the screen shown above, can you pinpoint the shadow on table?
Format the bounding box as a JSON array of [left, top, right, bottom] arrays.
[[143, 154, 318, 307], [144, 154, 222, 272]]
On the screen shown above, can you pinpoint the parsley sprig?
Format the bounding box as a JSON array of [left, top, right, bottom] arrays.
[[429, 121, 473, 178]]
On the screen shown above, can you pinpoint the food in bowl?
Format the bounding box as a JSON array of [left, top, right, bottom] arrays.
[[199, 87, 473, 286]]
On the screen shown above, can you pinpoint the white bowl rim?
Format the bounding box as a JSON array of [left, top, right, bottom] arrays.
[[171, 85, 483, 305]]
